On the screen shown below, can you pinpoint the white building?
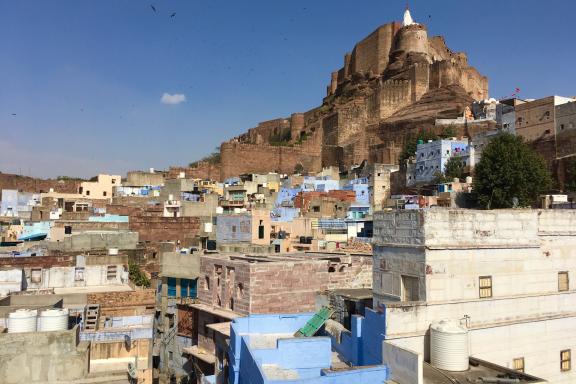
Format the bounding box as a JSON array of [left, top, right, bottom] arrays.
[[372, 209, 576, 383], [407, 139, 472, 186]]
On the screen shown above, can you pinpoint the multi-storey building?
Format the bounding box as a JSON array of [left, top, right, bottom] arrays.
[[372, 209, 576, 383]]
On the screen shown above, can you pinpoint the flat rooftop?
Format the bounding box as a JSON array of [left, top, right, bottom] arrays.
[[54, 284, 133, 295], [424, 358, 546, 383]]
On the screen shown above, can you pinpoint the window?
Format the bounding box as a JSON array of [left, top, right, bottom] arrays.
[[103, 191, 107, 197], [74, 267, 85, 281], [64, 225, 72, 235], [78, 187, 83, 194], [112, 179, 116, 184], [106, 265, 117, 280], [513, 357, 525, 373], [559, 272, 569, 292], [237, 283, 244, 299], [31, 268, 42, 284], [232, 225, 236, 233], [204, 276, 210, 290], [168, 351, 173, 361], [86, 190, 90, 196], [479, 276, 492, 298], [401, 275, 419, 301], [561, 124, 565, 130], [561, 350, 571, 372]]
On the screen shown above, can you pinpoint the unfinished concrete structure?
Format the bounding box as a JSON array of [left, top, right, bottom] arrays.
[[372, 209, 576, 383]]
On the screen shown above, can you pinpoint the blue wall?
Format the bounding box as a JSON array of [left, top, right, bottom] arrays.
[[330, 308, 386, 366], [229, 313, 388, 384], [216, 215, 252, 243]]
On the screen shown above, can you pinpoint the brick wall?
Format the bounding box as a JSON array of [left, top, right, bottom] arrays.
[[129, 215, 201, 245], [87, 289, 155, 317], [249, 260, 328, 314]]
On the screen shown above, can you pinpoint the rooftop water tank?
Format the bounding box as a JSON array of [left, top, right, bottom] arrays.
[[7, 309, 37, 333], [430, 319, 469, 371], [38, 308, 69, 331]]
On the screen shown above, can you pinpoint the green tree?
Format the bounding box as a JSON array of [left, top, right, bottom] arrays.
[[129, 261, 151, 288], [433, 156, 466, 185], [444, 156, 466, 180], [473, 133, 552, 209]]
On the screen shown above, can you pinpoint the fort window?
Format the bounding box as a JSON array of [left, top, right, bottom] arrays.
[[561, 124, 565, 130], [86, 190, 90, 196], [103, 191, 107, 197], [513, 357, 525, 373], [558, 271, 569, 292], [561, 350, 571, 371], [479, 275, 492, 298], [204, 276, 210, 290], [237, 283, 244, 299]]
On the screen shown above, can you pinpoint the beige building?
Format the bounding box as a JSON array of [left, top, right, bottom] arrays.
[[79, 174, 122, 200], [372, 209, 576, 383]]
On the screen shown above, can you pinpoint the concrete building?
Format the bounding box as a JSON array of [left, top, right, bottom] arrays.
[[180, 251, 372, 383], [225, 313, 389, 384], [0, 189, 40, 218], [372, 208, 576, 383], [515, 96, 575, 170], [216, 210, 271, 248], [556, 101, 576, 158], [155, 250, 200, 382], [78, 174, 122, 200]]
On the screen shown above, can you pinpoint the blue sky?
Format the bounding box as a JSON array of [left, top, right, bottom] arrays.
[[1, 0, 575, 178]]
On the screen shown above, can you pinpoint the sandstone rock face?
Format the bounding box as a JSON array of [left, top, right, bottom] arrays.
[[185, 17, 490, 180]]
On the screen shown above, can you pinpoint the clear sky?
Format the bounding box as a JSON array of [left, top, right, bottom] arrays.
[[1, 0, 575, 178]]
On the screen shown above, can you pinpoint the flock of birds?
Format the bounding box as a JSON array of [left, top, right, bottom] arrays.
[[150, 4, 176, 18]]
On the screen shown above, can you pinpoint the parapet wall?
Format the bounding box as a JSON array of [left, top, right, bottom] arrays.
[[373, 209, 542, 248]]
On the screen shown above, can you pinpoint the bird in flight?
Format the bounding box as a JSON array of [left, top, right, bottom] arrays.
[[150, 5, 156, 12]]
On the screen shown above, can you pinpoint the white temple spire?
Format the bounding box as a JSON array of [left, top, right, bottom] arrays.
[[403, 7, 415, 26]]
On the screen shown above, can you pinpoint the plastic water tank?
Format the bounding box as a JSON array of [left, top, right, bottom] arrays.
[[7, 309, 37, 333], [38, 309, 69, 331], [430, 320, 469, 371]]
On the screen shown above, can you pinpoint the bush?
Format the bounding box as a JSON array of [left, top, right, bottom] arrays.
[[129, 261, 150, 288]]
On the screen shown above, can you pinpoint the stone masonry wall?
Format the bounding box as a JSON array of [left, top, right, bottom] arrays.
[[220, 141, 322, 180], [249, 260, 329, 314], [129, 215, 201, 245]]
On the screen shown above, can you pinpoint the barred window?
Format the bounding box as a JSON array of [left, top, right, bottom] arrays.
[[558, 272, 569, 292], [513, 357, 525, 373], [561, 350, 571, 372], [479, 276, 492, 298]]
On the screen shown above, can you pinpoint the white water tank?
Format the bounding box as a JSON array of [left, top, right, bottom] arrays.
[[38, 309, 69, 331], [430, 320, 469, 371], [7, 309, 37, 333]]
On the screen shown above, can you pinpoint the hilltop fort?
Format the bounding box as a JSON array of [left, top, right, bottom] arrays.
[[176, 9, 490, 180]]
